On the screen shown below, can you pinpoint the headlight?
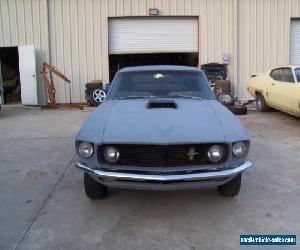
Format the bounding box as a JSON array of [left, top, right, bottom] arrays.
[[217, 93, 234, 106], [232, 141, 248, 158], [78, 142, 94, 158], [103, 146, 120, 164], [207, 145, 225, 163]]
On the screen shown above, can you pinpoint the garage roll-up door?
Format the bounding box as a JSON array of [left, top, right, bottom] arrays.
[[109, 17, 198, 54], [289, 19, 300, 65]]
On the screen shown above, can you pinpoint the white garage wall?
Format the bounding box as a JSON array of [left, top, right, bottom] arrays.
[[47, 0, 109, 103], [48, 0, 235, 103], [0, 0, 235, 103], [2, 0, 300, 103], [237, 0, 300, 99]]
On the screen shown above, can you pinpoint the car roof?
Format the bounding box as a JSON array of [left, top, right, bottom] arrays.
[[291, 65, 300, 69], [119, 65, 201, 73], [271, 65, 300, 70]]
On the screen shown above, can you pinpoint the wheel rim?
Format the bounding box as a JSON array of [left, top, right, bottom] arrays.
[[92, 89, 106, 103]]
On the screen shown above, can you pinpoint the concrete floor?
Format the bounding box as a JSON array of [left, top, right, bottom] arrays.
[[0, 106, 299, 250]]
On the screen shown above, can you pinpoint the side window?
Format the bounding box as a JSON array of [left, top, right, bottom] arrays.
[[282, 68, 295, 83], [270, 69, 283, 81], [295, 68, 300, 82]]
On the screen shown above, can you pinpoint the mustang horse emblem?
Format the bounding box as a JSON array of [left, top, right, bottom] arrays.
[[187, 147, 199, 161]]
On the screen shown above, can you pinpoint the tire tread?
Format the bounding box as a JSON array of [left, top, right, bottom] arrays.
[[84, 173, 108, 199], [256, 93, 270, 112], [218, 173, 242, 197]]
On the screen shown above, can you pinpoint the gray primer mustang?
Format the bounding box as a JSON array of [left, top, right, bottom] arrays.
[[75, 65, 252, 199]]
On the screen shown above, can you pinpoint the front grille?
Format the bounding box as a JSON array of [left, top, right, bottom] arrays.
[[100, 144, 227, 167]]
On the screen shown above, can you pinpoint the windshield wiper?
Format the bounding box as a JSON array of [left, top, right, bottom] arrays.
[[116, 95, 156, 100], [168, 94, 203, 100]]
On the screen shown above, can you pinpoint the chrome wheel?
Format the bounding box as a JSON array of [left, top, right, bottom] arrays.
[[256, 93, 269, 112], [92, 89, 106, 103], [257, 97, 262, 110]]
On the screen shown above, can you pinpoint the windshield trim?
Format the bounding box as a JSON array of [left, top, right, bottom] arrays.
[[295, 67, 300, 82], [107, 70, 214, 101]]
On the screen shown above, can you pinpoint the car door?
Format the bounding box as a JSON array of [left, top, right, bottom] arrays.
[[268, 68, 294, 112], [268, 68, 284, 107], [18, 45, 38, 105], [292, 68, 300, 115]]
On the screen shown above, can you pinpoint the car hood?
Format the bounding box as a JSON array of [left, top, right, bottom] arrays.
[[76, 99, 249, 144]]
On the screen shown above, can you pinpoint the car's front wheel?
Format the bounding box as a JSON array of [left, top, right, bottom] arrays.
[[256, 92, 270, 112], [84, 173, 108, 199], [218, 173, 241, 197]]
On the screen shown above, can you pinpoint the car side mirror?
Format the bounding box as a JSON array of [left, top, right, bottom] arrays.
[[104, 83, 112, 92]]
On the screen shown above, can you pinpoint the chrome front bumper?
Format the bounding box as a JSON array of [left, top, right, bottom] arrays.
[[75, 160, 252, 190]]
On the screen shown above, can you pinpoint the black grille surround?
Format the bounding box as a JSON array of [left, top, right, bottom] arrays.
[[99, 144, 227, 167]]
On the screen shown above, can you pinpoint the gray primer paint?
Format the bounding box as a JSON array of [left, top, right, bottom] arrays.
[[76, 66, 249, 145], [76, 99, 249, 144]]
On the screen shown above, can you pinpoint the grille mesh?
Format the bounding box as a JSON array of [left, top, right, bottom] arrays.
[[100, 144, 226, 167]]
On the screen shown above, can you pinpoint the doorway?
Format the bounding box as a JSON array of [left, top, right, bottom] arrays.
[[0, 47, 21, 104], [109, 52, 198, 81]]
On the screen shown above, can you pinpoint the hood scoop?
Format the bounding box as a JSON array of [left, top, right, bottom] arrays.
[[147, 100, 178, 109]]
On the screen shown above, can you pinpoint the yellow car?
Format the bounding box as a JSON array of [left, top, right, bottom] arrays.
[[247, 66, 300, 117]]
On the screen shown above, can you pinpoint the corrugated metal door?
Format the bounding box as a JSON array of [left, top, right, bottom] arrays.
[[0, 59, 3, 105], [289, 19, 300, 65], [108, 17, 198, 54]]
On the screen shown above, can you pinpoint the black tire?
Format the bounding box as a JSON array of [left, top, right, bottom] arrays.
[[218, 173, 242, 197], [256, 92, 270, 112], [86, 82, 103, 90], [84, 173, 108, 199], [228, 105, 247, 115]]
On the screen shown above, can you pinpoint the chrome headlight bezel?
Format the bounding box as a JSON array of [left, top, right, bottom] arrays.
[[78, 141, 94, 159], [232, 141, 249, 158], [207, 144, 225, 164], [102, 146, 120, 164]]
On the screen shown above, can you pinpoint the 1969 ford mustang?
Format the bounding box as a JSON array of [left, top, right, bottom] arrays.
[[75, 66, 252, 199]]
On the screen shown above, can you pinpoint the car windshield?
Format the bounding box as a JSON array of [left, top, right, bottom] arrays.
[[295, 68, 300, 82], [107, 70, 214, 100]]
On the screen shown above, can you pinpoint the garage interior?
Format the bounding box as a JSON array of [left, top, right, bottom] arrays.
[[0, 47, 20, 104], [109, 53, 198, 81]]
